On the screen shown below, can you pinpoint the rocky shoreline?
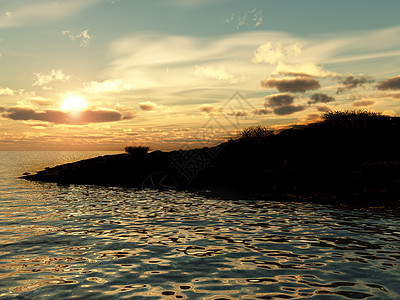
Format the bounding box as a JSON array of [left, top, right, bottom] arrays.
[[21, 112, 400, 214]]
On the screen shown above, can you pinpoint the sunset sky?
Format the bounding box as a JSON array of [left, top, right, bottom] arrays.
[[1, 0, 400, 150]]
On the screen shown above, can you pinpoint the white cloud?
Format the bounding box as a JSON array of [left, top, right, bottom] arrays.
[[273, 62, 338, 78], [82, 79, 132, 94], [224, 13, 235, 24], [253, 42, 302, 64], [33, 69, 70, 86], [104, 26, 400, 105], [107, 31, 278, 85], [225, 8, 263, 29], [0, 0, 99, 29], [195, 65, 234, 81], [0, 86, 15, 96], [62, 30, 92, 47]]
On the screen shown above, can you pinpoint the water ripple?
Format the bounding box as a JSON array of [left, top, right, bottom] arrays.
[[0, 184, 399, 299]]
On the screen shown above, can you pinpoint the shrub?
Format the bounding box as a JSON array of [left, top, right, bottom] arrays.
[[125, 146, 150, 155], [322, 110, 381, 121], [321, 110, 383, 129], [238, 125, 274, 143]]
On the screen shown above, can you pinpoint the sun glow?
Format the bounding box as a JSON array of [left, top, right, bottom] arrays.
[[61, 97, 87, 112]]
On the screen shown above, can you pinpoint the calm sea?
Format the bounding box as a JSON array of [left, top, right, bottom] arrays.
[[0, 151, 399, 299]]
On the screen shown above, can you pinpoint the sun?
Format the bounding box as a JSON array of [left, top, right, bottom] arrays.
[[61, 97, 87, 112]]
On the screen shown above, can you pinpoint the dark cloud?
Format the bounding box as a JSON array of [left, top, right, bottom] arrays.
[[253, 108, 271, 115], [1, 107, 133, 124], [337, 75, 374, 93], [304, 113, 322, 122], [308, 93, 335, 104], [316, 105, 331, 113], [0, 106, 5, 112], [200, 105, 214, 114], [377, 75, 400, 91], [353, 100, 375, 107], [122, 112, 136, 120], [265, 93, 295, 107], [274, 71, 314, 78], [274, 105, 305, 115], [264, 93, 305, 116], [227, 111, 248, 117], [261, 76, 320, 92], [139, 101, 157, 111]]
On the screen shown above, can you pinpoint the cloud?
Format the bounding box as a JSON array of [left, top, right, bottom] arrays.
[[122, 111, 136, 120], [253, 42, 302, 64], [273, 105, 305, 115], [381, 92, 400, 99], [337, 74, 374, 93], [200, 105, 215, 114], [195, 65, 234, 81], [304, 113, 322, 123], [33, 69, 70, 86], [308, 93, 335, 104], [106, 31, 313, 95], [225, 8, 263, 29], [273, 62, 338, 78], [1, 106, 133, 125], [0, 0, 98, 29], [253, 108, 271, 115], [362, 91, 400, 100], [265, 93, 295, 107], [316, 105, 331, 112], [62, 29, 92, 47], [264, 92, 306, 116], [377, 75, 400, 91], [227, 111, 248, 117], [82, 79, 132, 93], [224, 13, 235, 24], [0, 86, 15, 96], [261, 76, 320, 92], [105, 27, 400, 103], [139, 101, 157, 111], [353, 99, 375, 107], [27, 97, 53, 106]]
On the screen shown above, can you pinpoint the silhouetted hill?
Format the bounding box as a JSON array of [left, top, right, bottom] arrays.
[[21, 111, 400, 212]]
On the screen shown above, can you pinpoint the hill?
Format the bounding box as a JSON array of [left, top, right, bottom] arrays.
[[21, 111, 400, 212]]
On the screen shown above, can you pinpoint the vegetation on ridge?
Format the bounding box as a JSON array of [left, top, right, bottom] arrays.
[[125, 146, 150, 155]]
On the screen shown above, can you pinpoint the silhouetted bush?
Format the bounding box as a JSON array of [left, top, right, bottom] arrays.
[[238, 125, 274, 143], [125, 146, 150, 155], [322, 110, 383, 129]]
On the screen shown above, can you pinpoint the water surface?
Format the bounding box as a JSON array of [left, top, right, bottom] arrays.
[[0, 152, 399, 299]]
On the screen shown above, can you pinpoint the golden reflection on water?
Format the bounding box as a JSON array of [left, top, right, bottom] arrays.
[[0, 186, 400, 299]]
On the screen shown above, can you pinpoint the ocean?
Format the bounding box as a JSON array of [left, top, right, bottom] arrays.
[[0, 151, 399, 299]]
